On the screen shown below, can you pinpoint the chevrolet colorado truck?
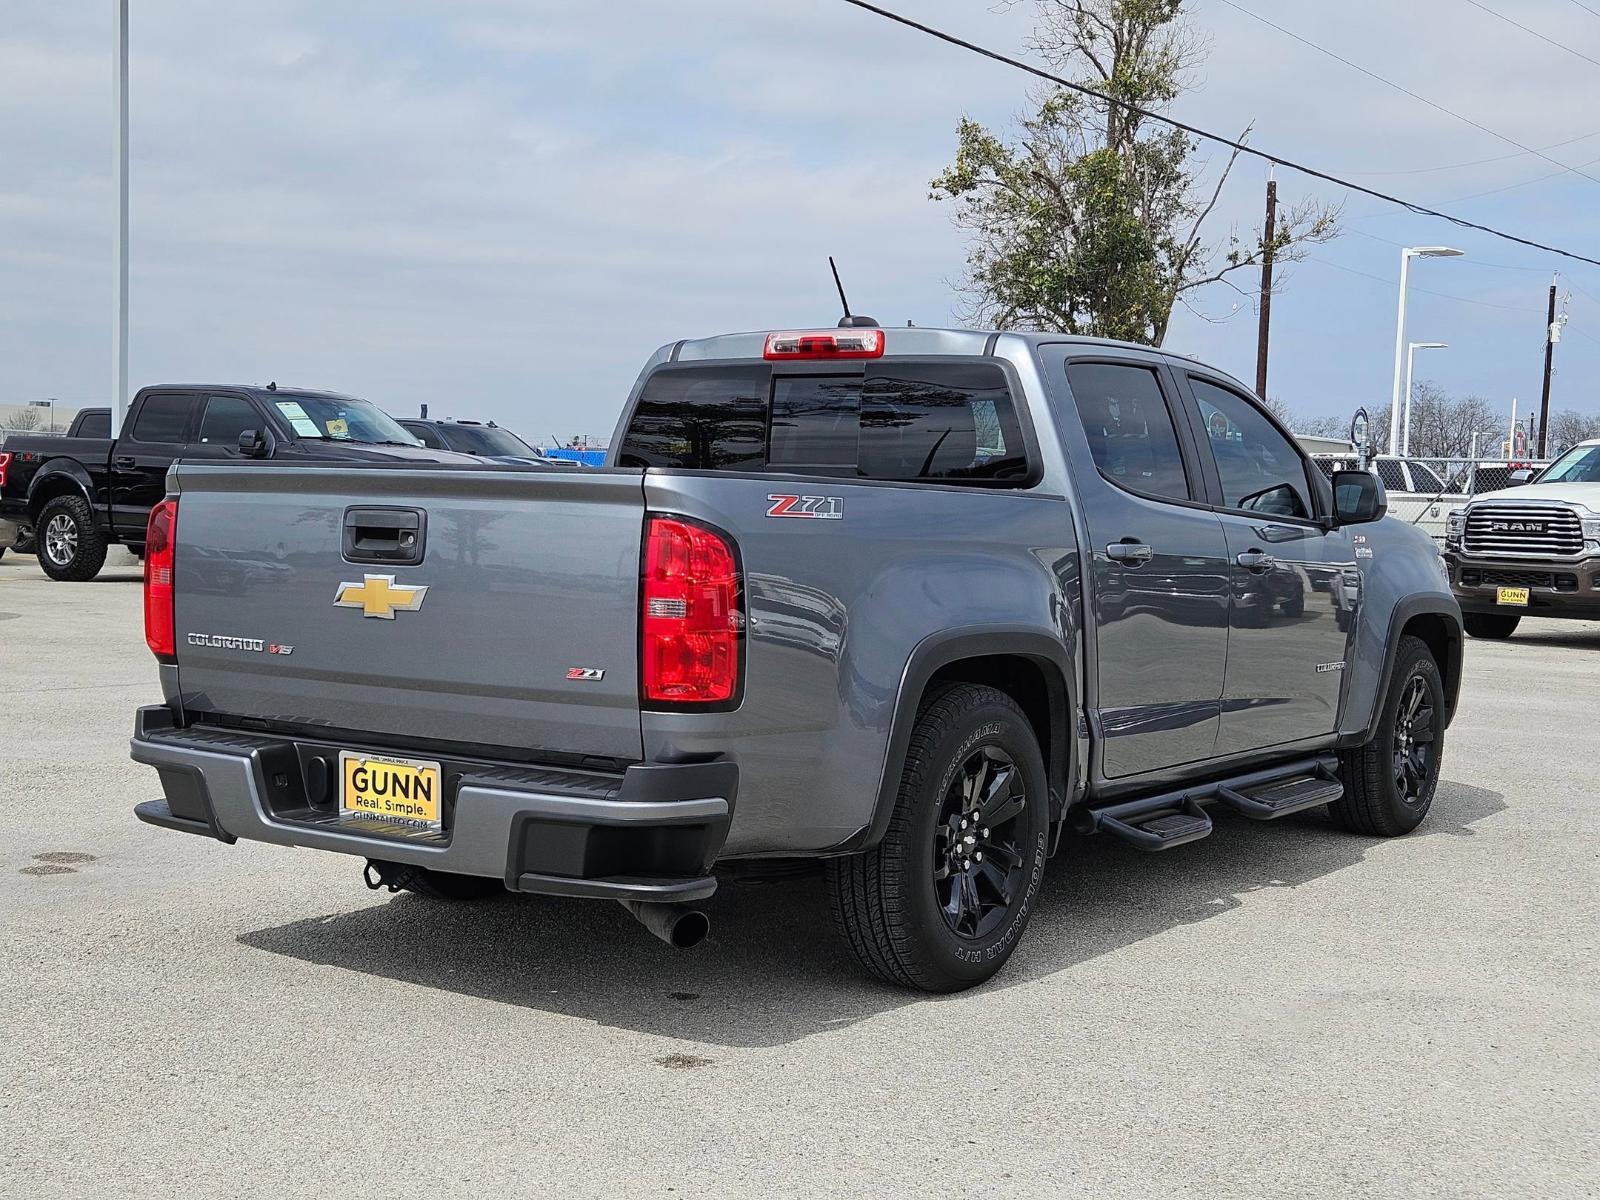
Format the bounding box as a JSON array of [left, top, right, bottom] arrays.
[[130, 325, 1462, 991], [1444, 437, 1600, 637], [0, 385, 460, 581]]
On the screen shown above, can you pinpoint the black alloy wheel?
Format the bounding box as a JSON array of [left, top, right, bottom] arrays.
[[933, 745, 1034, 939], [1392, 674, 1436, 808]]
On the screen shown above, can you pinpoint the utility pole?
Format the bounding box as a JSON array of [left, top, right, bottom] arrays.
[[1255, 174, 1277, 399], [112, 0, 129, 437], [1537, 273, 1558, 458]]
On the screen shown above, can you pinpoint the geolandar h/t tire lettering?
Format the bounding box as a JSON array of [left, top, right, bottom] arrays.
[[35, 493, 108, 582], [1333, 635, 1445, 837], [826, 683, 1050, 993]]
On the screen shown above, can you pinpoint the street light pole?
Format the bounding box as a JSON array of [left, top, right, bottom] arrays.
[[112, 0, 129, 437], [1389, 247, 1462, 453], [1403, 341, 1447, 457]]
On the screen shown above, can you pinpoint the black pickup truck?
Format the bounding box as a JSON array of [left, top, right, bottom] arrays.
[[0, 384, 467, 580]]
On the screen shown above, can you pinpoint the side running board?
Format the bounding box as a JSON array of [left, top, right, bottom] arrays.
[[1083, 755, 1341, 852]]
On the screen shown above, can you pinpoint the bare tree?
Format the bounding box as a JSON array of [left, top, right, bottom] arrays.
[[6, 407, 40, 433]]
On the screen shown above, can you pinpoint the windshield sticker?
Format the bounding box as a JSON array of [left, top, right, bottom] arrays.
[[327, 418, 349, 438], [275, 401, 310, 421]]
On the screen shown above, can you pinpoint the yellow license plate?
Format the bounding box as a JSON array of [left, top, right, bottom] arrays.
[[1496, 587, 1530, 606], [340, 751, 442, 829]]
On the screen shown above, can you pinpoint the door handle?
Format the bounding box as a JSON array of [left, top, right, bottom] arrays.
[[1235, 550, 1276, 572], [114, 456, 136, 469], [1105, 541, 1154, 565]]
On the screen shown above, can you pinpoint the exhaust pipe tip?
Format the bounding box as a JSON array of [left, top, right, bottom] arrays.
[[618, 899, 710, 949]]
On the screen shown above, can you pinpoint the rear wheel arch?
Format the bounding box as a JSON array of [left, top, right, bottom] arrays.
[[853, 629, 1078, 853], [27, 467, 95, 523]]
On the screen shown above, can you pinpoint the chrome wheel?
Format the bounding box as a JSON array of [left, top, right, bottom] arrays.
[[44, 513, 78, 567], [932, 745, 1033, 939], [1392, 674, 1436, 807]]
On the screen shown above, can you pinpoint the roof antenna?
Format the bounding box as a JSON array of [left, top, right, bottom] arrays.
[[266, 380, 277, 392], [829, 256, 878, 329]]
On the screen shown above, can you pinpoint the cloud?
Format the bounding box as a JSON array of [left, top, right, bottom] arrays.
[[1, 0, 1597, 432]]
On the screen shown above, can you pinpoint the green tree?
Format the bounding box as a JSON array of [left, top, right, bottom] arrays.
[[932, 0, 1339, 344]]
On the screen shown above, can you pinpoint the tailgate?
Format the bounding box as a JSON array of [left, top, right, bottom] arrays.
[[169, 463, 645, 760]]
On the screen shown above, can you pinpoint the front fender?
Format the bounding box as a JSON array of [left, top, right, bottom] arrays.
[[1337, 518, 1462, 745]]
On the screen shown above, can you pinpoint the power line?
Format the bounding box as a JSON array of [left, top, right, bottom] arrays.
[[837, 0, 1600, 268], [1462, 0, 1600, 71], [1303, 256, 1548, 314], [1567, 0, 1600, 20], [1435, 150, 1600, 204], [1216, 0, 1600, 190], [1341, 129, 1600, 177], [1346, 228, 1552, 271]]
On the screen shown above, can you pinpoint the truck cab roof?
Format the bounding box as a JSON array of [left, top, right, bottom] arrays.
[[664, 325, 1246, 380]]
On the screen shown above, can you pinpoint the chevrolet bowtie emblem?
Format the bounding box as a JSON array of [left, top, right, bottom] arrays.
[[334, 574, 428, 619]]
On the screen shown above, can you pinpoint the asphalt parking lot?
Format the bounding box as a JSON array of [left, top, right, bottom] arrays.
[[2, 550, 1596, 1199]]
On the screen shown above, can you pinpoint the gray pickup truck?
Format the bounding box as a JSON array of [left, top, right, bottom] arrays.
[[131, 324, 1462, 991]]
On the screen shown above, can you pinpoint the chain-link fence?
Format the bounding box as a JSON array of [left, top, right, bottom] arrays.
[[1311, 455, 1553, 497]]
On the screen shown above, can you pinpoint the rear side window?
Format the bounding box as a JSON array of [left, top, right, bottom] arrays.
[[617, 360, 1030, 484], [1375, 460, 1407, 493], [128, 394, 194, 444], [74, 411, 111, 438], [1065, 362, 1190, 501]]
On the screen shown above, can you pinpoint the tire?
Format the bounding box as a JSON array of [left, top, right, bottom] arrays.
[[35, 494, 108, 582], [1333, 635, 1445, 837], [14, 526, 35, 555], [1281, 589, 1305, 618], [826, 683, 1051, 992], [1463, 612, 1520, 640]]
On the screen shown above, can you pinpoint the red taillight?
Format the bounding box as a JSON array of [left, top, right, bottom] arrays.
[[0, 452, 10, 488], [144, 499, 178, 660], [641, 515, 742, 706], [763, 328, 884, 360]]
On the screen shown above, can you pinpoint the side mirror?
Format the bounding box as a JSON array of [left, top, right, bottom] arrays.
[[238, 428, 269, 458], [1332, 470, 1386, 525], [1507, 468, 1536, 487]]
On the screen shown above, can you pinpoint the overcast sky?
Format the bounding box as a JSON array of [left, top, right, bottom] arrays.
[[4, 0, 1600, 441]]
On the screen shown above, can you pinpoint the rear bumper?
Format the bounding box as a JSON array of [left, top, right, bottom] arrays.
[[129, 706, 736, 903], [1444, 551, 1600, 621]]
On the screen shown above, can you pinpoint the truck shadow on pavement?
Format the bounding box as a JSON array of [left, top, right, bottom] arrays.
[[240, 779, 1504, 1049]]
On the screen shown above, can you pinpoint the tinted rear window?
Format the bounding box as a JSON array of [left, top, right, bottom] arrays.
[[617, 366, 767, 471], [617, 360, 1029, 484], [74, 411, 111, 438]]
